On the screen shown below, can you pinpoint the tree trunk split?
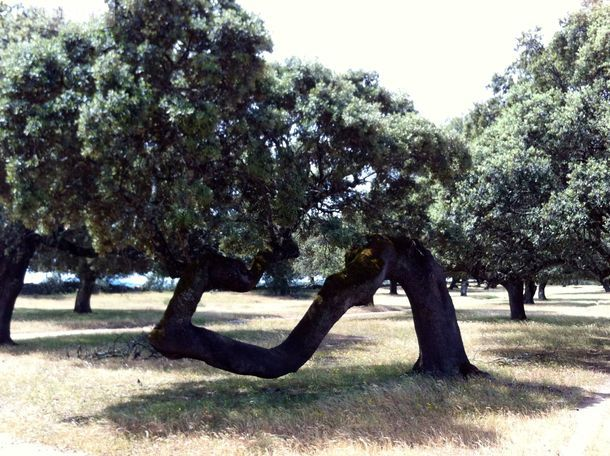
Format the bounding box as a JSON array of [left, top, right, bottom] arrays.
[[149, 236, 483, 379]]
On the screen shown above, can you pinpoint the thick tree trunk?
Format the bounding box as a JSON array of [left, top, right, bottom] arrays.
[[449, 277, 458, 290], [0, 227, 39, 345], [503, 280, 527, 320], [602, 278, 610, 292], [538, 280, 548, 300], [149, 236, 482, 378], [460, 278, 468, 296], [74, 264, 96, 314], [389, 239, 480, 377], [389, 279, 398, 295], [523, 280, 537, 304]]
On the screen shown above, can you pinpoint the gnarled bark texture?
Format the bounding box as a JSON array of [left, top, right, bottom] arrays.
[[503, 280, 527, 320], [149, 236, 481, 378], [0, 226, 39, 345], [74, 262, 96, 314]]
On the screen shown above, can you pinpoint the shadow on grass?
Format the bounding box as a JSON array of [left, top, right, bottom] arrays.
[[455, 309, 610, 327], [1, 329, 377, 373], [531, 298, 608, 307], [13, 307, 164, 328], [489, 346, 610, 373], [12, 307, 282, 331], [79, 366, 597, 449]]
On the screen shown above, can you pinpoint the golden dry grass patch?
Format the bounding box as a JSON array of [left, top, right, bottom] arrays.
[[1, 284, 608, 455]]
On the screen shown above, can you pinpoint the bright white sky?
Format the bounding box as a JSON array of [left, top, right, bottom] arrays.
[[11, 0, 584, 123]]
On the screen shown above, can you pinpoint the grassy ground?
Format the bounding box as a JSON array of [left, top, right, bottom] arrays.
[[1, 285, 609, 455]]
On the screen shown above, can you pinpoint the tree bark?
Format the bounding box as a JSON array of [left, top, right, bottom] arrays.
[[460, 278, 468, 296], [538, 280, 548, 300], [503, 280, 527, 320], [389, 279, 398, 295], [0, 227, 39, 345], [149, 236, 482, 378], [602, 278, 610, 293], [523, 280, 537, 304], [389, 239, 481, 377], [74, 263, 96, 314]]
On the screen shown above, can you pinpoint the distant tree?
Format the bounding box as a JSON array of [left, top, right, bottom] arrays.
[[438, 2, 610, 319], [32, 239, 150, 313]]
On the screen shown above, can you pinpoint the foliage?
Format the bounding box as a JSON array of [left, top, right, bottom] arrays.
[[0, 0, 463, 280], [438, 2, 610, 283]]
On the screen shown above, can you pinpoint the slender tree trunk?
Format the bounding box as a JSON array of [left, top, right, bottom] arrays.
[[538, 280, 548, 300], [602, 278, 610, 293], [389, 279, 398, 295], [523, 280, 536, 304], [149, 236, 483, 378], [0, 227, 39, 345], [503, 280, 527, 320], [74, 264, 96, 314], [449, 277, 458, 290], [460, 278, 469, 296]]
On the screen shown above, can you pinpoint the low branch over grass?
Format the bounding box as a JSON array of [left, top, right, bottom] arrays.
[[150, 236, 483, 378]]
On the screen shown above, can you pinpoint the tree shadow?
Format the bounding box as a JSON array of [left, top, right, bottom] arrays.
[[1, 329, 377, 373], [13, 307, 164, 328], [76, 366, 598, 450], [455, 309, 610, 327], [531, 298, 608, 307], [12, 307, 282, 331], [489, 346, 610, 373]]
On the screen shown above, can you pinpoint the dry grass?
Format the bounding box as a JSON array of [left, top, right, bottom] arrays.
[[1, 284, 609, 455]]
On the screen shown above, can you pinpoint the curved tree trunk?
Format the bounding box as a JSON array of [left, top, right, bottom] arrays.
[[389, 279, 398, 295], [460, 278, 468, 296], [602, 278, 610, 293], [149, 236, 482, 378], [538, 280, 548, 300], [503, 280, 527, 320], [0, 227, 39, 345], [523, 280, 537, 305], [74, 263, 96, 314]]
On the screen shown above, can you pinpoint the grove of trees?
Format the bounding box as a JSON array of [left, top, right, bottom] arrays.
[[0, 0, 608, 378]]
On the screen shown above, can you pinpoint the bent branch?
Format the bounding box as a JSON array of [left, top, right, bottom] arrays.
[[149, 236, 481, 378]]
